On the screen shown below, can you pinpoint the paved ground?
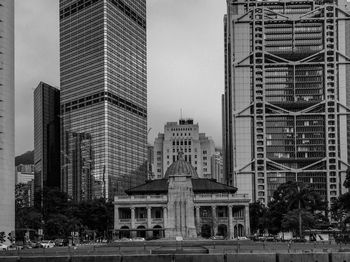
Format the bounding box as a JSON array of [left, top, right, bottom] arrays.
[[1, 240, 349, 256]]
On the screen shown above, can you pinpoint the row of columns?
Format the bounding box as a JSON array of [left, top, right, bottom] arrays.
[[194, 205, 250, 238], [115, 206, 168, 230]]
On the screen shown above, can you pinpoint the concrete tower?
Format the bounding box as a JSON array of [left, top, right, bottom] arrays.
[[0, 0, 15, 242]]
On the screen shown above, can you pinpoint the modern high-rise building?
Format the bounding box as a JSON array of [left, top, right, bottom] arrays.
[[59, 0, 147, 201], [223, 0, 350, 205], [153, 119, 215, 179], [34, 82, 61, 202], [0, 0, 15, 242]]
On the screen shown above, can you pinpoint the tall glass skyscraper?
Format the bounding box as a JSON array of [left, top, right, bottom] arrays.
[[34, 82, 61, 204], [59, 0, 147, 201], [223, 0, 350, 205], [0, 0, 15, 241]]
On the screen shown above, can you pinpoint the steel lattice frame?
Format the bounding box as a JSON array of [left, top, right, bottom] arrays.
[[225, 0, 350, 205]]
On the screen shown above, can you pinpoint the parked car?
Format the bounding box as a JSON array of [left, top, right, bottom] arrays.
[[211, 235, 225, 240], [31, 242, 42, 248], [0, 244, 7, 251], [7, 244, 23, 250], [40, 240, 55, 248], [115, 238, 132, 242], [132, 237, 145, 242], [54, 239, 68, 247], [237, 236, 249, 240]]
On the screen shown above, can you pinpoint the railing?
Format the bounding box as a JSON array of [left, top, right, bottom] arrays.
[[194, 193, 249, 201], [135, 218, 147, 223], [217, 217, 229, 223], [152, 218, 163, 223], [119, 219, 131, 223], [115, 195, 168, 202]]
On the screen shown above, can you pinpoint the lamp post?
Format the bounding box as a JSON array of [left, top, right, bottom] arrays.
[[297, 185, 302, 239]]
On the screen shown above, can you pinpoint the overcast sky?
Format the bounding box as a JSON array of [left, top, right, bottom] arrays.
[[14, 0, 227, 155]]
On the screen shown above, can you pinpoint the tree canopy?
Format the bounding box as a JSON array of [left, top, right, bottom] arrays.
[[250, 181, 328, 235], [15, 187, 114, 241]]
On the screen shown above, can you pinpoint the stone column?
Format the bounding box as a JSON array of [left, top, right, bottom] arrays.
[[163, 206, 167, 238], [147, 207, 152, 239], [244, 204, 250, 236], [131, 207, 135, 238], [195, 206, 200, 236], [228, 205, 234, 239], [211, 205, 217, 236], [114, 207, 119, 240], [114, 206, 119, 229]]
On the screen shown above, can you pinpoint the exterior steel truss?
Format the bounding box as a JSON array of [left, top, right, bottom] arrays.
[[226, 0, 350, 205]]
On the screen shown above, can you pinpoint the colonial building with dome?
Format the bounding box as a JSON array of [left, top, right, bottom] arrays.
[[114, 152, 251, 239]]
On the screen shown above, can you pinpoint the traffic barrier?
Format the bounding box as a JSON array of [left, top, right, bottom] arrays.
[[278, 253, 329, 262], [2, 252, 350, 262], [227, 253, 276, 262]]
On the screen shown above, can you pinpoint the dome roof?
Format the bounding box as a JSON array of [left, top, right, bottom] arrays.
[[164, 152, 198, 178]]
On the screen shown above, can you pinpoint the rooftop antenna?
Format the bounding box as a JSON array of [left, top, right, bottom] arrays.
[[180, 108, 183, 120]]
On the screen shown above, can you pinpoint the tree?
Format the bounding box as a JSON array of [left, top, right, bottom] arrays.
[[15, 186, 115, 240], [343, 168, 350, 189], [16, 206, 42, 231], [249, 201, 268, 234], [45, 214, 70, 239], [0, 232, 5, 243], [16, 183, 31, 209], [267, 181, 327, 236], [331, 192, 350, 229], [281, 209, 315, 234]]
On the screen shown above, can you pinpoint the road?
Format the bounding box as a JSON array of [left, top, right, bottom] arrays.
[[0, 240, 348, 256]]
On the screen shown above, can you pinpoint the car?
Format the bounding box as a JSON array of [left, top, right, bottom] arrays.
[[31, 242, 42, 248], [7, 244, 23, 250], [115, 237, 132, 242], [211, 235, 225, 240], [54, 239, 68, 247], [0, 244, 7, 251], [132, 237, 145, 242], [237, 236, 249, 240], [40, 240, 55, 248], [291, 237, 306, 243]]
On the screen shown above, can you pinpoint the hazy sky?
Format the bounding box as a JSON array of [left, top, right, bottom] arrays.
[[14, 0, 227, 155]]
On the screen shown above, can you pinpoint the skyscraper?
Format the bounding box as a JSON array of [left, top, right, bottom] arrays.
[[59, 0, 147, 201], [153, 119, 215, 180], [223, 0, 350, 205], [34, 82, 61, 202], [0, 0, 15, 242]]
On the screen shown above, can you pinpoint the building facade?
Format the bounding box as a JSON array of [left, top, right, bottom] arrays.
[[59, 0, 147, 201], [34, 82, 61, 201], [223, 0, 350, 204], [114, 153, 250, 239], [211, 150, 224, 184], [16, 164, 34, 185], [0, 0, 15, 243], [146, 144, 154, 180], [153, 119, 215, 180]]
